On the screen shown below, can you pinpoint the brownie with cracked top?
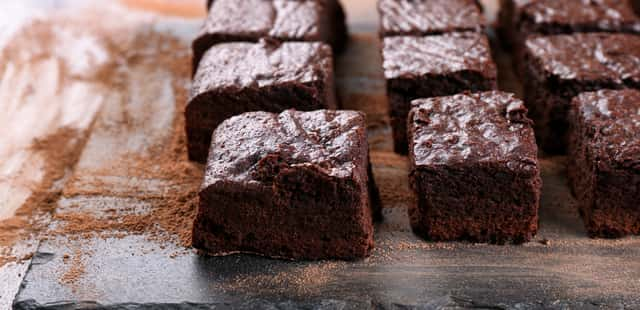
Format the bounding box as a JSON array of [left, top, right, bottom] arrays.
[[377, 0, 485, 37], [382, 32, 498, 154], [498, 0, 640, 50], [192, 109, 381, 260], [408, 91, 541, 244], [193, 0, 347, 72], [186, 40, 336, 163], [522, 33, 640, 153], [568, 89, 640, 238]]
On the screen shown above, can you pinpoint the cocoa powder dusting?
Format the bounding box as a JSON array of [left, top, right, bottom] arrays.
[[216, 262, 346, 296], [0, 128, 89, 266], [42, 27, 201, 285], [48, 21, 201, 254], [0, 10, 129, 266], [0, 10, 203, 289], [59, 248, 85, 287]]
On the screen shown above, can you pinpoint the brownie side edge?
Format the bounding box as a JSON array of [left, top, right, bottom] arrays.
[[193, 165, 375, 260], [567, 92, 640, 238], [409, 164, 540, 244]]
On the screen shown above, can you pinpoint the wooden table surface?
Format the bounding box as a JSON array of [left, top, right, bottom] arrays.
[[1, 1, 639, 309]]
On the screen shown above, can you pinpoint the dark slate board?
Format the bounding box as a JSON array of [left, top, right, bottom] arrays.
[[11, 2, 640, 309], [13, 188, 640, 309]]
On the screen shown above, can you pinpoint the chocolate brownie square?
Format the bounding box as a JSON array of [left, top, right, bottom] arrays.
[[522, 33, 640, 153], [192, 109, 380, 260], [193, 0, 347, 72], [498, 0, 640, 50], [408, 91, 541, 244], [382, 32, 498, 154], [568, 89, 640, 238], [186, 40, 337, 163], [377, 0, 485, 37]]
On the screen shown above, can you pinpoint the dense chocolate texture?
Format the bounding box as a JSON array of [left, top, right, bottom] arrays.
[[568, 89, 640, 238], [193, 0, 347, 72], [498, 0, 640, 50], [522, 33, 640, 153], [382, 33, 498, 154], [186, 40, 337, 163], [192, 110, 380, 260], [408, 91, 541, 244], [377, 0, 485, 37]]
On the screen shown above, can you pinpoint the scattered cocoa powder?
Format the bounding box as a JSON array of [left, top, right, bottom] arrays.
[[45, 17, 201, 255], [216, 262, 346, 296], [59, 248, 85, 286], [50, 187, 199, 249], [52, 211, 149, 240], [0, 10, 202, 287], [0, 9, 138, 267], [0, 127, 89, 266], [151, 188, 199, 247], [0, 255, 14, 268]]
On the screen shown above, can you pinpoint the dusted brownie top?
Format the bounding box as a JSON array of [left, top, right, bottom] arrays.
[[202, 0, 325, 41], [409, 91, 538, 172], [573, 89, 640, 169], [204, 110, 367, 187], [516, 0, 640, 31], [525, 33, 640, 82], [382, 33, 497, 80], [190, 40, 332, 100], [377, 0, 485, 36]]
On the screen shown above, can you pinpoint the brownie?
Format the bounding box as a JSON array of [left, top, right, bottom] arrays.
[[522, 33, 640, 153], [498, 0, 640, 50], [186, 40, 337, 163], [377, 0, 485, 37], [568, 89, 640, 238], [193, 0, 347, 72], [408, 91, 541, 244], [382, 32, 498, 154], [192, 109, 380, 260]]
